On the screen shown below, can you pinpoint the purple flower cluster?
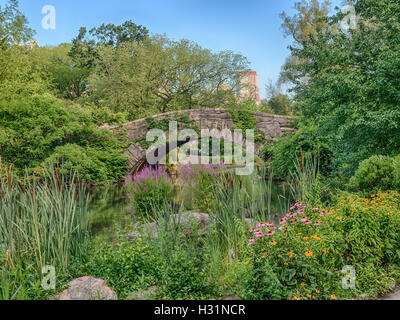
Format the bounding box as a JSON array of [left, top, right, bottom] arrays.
[[248, 222, 276, 245], [178, 163, 228, 180], [125, 166, 170, 195], [248, 201, 326, 245]]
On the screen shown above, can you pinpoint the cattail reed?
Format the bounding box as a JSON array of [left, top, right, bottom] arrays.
[[17, 180, 26, 193], [8, 163, 13, 191]]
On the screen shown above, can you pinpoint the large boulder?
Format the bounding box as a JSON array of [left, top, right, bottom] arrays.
[[58, 276, 117, 300]]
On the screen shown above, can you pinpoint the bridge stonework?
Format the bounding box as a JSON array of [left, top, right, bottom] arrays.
[[108, 108, 293, 172]]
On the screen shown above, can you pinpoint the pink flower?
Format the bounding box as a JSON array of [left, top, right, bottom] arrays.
[[266, 230, 275, 236], [255, 232, 264, 238], [301, 216, 309, 222], [257, 222, 267, 228], [250, 228, 257, 233], [313, 207, 319, 211], [304, 220, 312, 225], [280, 217, 287, 225], [248, 238, 255, 245], [314, 222, 322, 226]]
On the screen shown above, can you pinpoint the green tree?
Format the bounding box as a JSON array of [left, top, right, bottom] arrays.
[[281, 0, 400, 175], [87, 35, 248, 119], [0, 0, 34, 49], [279, 0, 333, 84]]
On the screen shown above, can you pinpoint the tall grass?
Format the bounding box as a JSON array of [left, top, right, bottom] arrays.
[[0, 165, 89, 275], [288, 150, 319, 204]]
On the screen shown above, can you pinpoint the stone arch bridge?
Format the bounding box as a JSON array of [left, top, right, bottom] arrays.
[[107, 108, 293, 175]]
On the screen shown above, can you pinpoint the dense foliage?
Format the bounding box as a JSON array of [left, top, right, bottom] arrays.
[[281, 0, 400, 175], [349, 155, 400, 194]]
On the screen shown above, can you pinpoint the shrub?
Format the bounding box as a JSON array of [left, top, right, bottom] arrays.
[[349, 155, 396, 194], [42, 143, 127, 184], [246, 192, 400, 300], [264, 127, 333, 179], [125, 166, 173, 218], [0, 93, 127, 184], [77, 236, 158, 299]]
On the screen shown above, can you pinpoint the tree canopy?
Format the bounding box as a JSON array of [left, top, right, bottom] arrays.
[[280, 0, 400, 175]]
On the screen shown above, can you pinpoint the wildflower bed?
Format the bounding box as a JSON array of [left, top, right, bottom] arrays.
[[246, 191, 400, 300]]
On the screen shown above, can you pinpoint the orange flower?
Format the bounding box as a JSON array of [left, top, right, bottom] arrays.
[[311, 235, 321, 240], [271, 240, 277, 246], [331, 294, 336, 300], [305, 251, 313, 257], [287, 251, 295, 258]]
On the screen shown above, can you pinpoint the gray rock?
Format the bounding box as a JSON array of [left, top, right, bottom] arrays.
[[58, 276, 117, 300]]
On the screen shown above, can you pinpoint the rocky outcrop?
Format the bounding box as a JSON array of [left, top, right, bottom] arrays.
[[58, 276, 117, 300]]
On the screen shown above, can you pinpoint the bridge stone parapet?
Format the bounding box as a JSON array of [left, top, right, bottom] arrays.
[[108, 108, 293, 173]]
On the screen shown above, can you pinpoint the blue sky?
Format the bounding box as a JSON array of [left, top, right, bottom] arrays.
[[15, 0, 343, 98]]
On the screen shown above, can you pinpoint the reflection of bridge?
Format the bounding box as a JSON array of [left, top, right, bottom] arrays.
[[108, 108, 293, 175]]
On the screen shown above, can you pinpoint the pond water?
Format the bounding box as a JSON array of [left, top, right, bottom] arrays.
[[88, 184, 131, 237], [88, 178, 294, 237]]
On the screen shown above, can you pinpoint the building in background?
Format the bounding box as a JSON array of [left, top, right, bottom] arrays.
[[236, 70, 261, 105], [16, 39, 38, 50]]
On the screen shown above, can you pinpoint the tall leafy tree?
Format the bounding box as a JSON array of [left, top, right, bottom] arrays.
[[282, 0, 400, 174], [0, 0, 34, 49], [87, 35, 248, 119]]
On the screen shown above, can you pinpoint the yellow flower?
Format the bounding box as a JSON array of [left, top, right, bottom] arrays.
[[331, 294, 336, 300], [316, 289, 320, 294], [311, 235, 321, 240], [271, 240, 277, 246], [296, 233, 303, 236], [244, 261, 249, 265], [284, 262, 289, 266], [305, 251, 313, 258], [303, 237, 309, 240], [336, 216, 343, 220], [306, 294, 312, 299], [287, 251, 295, 258]]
